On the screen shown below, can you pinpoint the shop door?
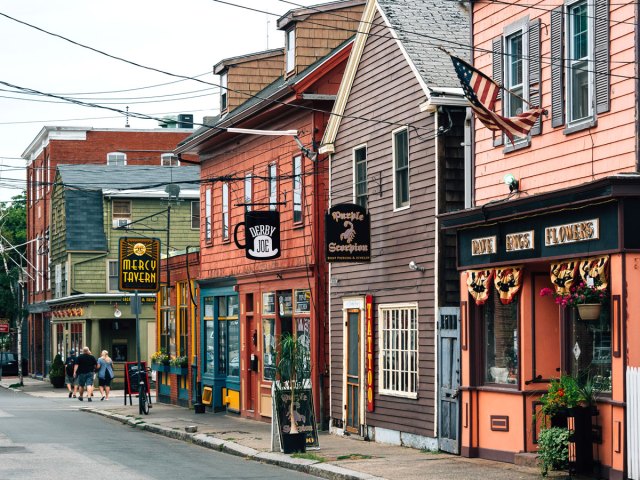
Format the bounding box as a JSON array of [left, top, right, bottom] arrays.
[[248, 313, 257, 412], [438, 307, 460, 454], [345, 310, 361, 434]]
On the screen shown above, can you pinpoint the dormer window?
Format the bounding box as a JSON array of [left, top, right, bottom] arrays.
[[220, 72, 228, 112], [161, 153, 179, 166], [286, 28, 295, 73], [107, 152, 126, 166]]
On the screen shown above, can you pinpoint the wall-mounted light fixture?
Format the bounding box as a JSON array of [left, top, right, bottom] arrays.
[[409, 261, 426, 272], [503, 173, 519, 193], [114, 303, 122, 318]]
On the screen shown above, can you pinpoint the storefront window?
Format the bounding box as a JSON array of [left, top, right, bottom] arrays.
[[484, 289, 519, 385], [567, 307, 611, 392], [227, 319, 239, 377], [160, 285, 171, 354], [217, 295, 239, 377], [178, 282, 188, 356], [263, 317, 276, 381], [203, 297, 215, 373]]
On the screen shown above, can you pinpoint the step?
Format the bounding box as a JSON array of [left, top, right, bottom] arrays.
[[514, 452, 539, 468]]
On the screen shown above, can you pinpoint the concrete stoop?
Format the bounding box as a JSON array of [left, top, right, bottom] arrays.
[[514, 452, 539, 468]]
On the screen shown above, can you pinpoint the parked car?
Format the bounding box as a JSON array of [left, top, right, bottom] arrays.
[[0, 352, 28, 376]]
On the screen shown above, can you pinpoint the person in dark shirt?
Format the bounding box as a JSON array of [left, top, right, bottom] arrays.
[[64, 349, 78, 398], [74, 347, 98, 402]]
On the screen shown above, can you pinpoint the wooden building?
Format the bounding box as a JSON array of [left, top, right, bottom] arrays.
[[440, 0, 640, 478], [175, 0, 365, 425], [22, 126, 195, 378], [320, 0, 470, 452]]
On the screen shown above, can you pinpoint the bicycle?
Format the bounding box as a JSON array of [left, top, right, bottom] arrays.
[[133, 365, 152, 415]]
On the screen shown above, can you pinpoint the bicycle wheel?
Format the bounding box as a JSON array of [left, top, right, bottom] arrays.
[[139, 385, 149, 415]]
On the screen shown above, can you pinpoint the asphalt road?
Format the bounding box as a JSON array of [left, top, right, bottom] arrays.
[[0, 387, 318, 480]]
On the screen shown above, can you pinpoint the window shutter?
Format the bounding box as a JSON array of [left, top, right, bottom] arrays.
[[550, 7, 565, 128], [492, 37, 503, 146], [529, 18, 542, 136], [594, 0, 610, 114]]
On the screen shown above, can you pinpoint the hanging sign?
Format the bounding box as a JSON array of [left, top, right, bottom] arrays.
[[365, 295, 374, 412], [234, 211, 281, 260], [325, 204, 371, 262], [118, 238, 161, 292]]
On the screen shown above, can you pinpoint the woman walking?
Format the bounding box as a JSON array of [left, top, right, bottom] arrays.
[[97, 350, 114, 401]]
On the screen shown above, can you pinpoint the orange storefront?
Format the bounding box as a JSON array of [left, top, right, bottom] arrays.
[[441, 176, 640, 480]]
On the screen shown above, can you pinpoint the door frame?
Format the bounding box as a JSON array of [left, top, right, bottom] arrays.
[[342, 297, 366, 435], [438, 306, 461, 454]]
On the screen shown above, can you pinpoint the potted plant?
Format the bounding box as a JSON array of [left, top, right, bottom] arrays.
[[169, 356, 188, 375], [274, 333, 311, 454], [151, 349, 169, 372], [49, 354, 65, 388], [540, 280, 608, 320]]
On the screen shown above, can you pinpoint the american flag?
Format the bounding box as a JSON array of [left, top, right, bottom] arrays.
[[450, 55, 545, 144]]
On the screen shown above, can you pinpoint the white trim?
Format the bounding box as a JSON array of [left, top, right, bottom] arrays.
[[503, 17, 530, 118], [434, 112, 440, 437], [391, 126, 410, 212], [106, 259, 119, 293], [352, 143, 367, 206], [107, 152, 127, 166]]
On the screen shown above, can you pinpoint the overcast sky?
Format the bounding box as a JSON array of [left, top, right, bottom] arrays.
[[0, 0, 317, 203]]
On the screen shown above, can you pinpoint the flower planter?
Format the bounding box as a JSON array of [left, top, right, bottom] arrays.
[[169, 366, 188, 376], [576, 303, 601, 321], [151, 363, 169, 373]]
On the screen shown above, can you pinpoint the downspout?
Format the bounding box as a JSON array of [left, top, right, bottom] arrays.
[[185, 245, 199, 405]]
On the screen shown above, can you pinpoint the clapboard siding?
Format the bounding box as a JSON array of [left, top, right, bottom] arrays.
[[472, 0, 636, 204], [329, 11, 438, 436]]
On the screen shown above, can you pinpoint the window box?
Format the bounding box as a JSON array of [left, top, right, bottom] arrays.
[[151, 363, 169, 373], [169, 366, 189, 376]]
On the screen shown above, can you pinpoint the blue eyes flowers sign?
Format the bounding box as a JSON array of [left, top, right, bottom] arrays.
[[325, 204, 371, 262], [118, 237, 161, 292]]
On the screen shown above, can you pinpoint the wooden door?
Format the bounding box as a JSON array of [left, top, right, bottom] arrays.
[[345, 309, 361, 433], [438, 307, 461, 454]]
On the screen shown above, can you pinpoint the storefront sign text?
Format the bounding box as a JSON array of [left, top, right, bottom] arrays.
[[545, 219, 599, 246], [326, 204, 371, 262], [505, 231, 534, 252], [118, 237, 161, 292], [471, 236, 497, 256], [365, 295, 374, 412]]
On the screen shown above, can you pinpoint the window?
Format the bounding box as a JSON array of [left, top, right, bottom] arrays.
[[379, 304, 418, 397], [550, 0, 608, 131], [107, 152, 126, 166], [286, 29, 295, 73], [244, 173, 252, 212], [178, 282, 188, 356], [567, 0, 591, 124], [220, 72, 228, 111], [160, 285, 171, 355], [268, 163, 277, 211], [112, 200, 131, 228], [293, 156, 303, 223], [205, 188, 212, 242], [204, 297, 215, 373], [566, 306, 611, 392], [353, 145, 367, 208], [107, 260, 119, 292], [221, 183, 229, 240], [392, 128, 409, 209], [191, 201, 200, 230], [505, 30, 525, 117], [161, 153, 179, 166], [483, 289, 519, 385]]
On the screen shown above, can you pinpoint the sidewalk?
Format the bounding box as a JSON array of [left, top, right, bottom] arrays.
[[0, 376, 554, 480]]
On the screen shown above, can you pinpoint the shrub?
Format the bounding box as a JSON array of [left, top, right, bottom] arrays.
[[538, 427, 570, 476]]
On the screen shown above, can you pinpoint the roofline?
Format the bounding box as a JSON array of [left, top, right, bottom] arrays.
[[277, 0, 366, 30], [213, 48, 284, 75], [22, 125, 195, 163]]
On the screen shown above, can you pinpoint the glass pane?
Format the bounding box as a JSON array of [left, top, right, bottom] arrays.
[[227, 295, 239, 317], [263, 292, 276, 315], [218, 297, 227, 318], [269, 164, 277, 211], [567, 307, 611, 392], [293, 156, 302, 223], [263, 318, 276, 380], [205, 320, 215, 373], [348, 312, 359, 376], [571, 60, 589, 121], [484, 289, 519, 385], [227, 319, 240, 377], [218, 319, 226, 375]]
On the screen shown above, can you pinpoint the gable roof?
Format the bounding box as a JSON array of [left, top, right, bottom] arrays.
[[320, 0, 469, 153]]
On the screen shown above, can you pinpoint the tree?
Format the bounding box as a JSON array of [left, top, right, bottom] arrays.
[[0, 192, 27, 384]]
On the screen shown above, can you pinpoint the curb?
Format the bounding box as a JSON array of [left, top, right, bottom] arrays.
[[83, 408, 381, 480]]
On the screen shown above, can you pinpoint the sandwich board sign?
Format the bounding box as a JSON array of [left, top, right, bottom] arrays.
[[118, 238, 161, 292]]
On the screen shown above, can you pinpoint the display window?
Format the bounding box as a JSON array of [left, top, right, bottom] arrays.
[[482, 288, 519, 386]]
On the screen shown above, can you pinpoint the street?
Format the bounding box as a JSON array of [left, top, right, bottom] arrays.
[[0, 387, 318, 480]]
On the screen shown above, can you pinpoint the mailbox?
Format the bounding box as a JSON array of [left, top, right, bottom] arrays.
[[250, 353, 259, 372]]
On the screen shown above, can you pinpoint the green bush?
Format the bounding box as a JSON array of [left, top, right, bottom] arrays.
[[49, 354, 65, 381], [538, 426, 569, 476]]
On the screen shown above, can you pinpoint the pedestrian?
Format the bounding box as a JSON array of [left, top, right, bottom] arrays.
[[64, 349, 78, 398], [74, 346, 97, 402], [97, 350, 114, 401]]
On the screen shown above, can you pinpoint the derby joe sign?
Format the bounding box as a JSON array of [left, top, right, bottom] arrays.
[[118, 237, 161, 292], [234, 211, 281, 260], [325, 203, 371, 262]]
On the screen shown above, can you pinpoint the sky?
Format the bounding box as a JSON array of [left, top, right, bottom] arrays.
[[0, 0, 317, 203]]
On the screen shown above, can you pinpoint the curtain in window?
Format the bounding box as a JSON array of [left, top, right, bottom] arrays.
[[466, 269, 494, 305], [494, 265, 523, 305], [578, 255, 609, 289], [550, 259, 579, 295]]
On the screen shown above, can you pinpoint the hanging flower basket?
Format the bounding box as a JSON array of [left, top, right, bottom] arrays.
[[576, 303, 601, 321]]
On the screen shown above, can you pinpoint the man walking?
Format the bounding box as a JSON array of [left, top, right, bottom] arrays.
[[64, 349, 78, 398], [74, 347, 97, 402]]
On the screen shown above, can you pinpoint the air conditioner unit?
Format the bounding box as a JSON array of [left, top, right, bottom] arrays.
[[113, 218, 130, 229]]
